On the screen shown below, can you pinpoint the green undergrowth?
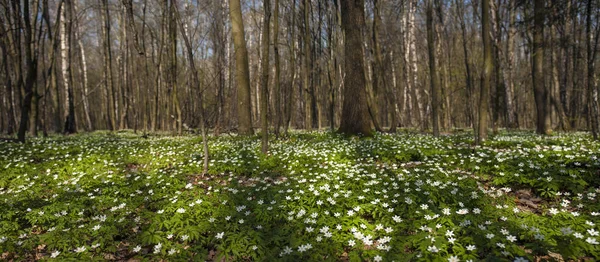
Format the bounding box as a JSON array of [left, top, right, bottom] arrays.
[[0, 130, 598, 261]]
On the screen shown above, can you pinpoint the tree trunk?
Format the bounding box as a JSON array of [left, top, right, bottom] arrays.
[[456, 0, 474, 129], [586, 0, 599, 139], [426, 0, 439, 136], [229, 0, 254, 135], [61, 0, 76, 134], [371, 0, 395, 132], [402, 0, 413, 127], [100, 0, 116, 130], [570, 9, 581, 129], [273, 0, 281, 136], [175, 3, 209, 174], [477, 0, 492, 144], [169, 0, 181, 134], [532, 0, 549, 135], [260, 0, 271, 153], [505, 0, 517, 128], [491, 0, 504, 133], [407, 0, 423, 129], [284, 0, 296, 135], [0, 18, 16, 134], [40, 0, 63, 133], [303, 0, 312, 130], [365, 49, 383, 132], [338, 0, 372, 136], [551, 24, 570, 131], [18, 0, 37, 143], [74, 2, 92, 131]]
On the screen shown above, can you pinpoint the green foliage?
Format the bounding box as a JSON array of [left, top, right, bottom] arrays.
[[0, 131, 598, 260]]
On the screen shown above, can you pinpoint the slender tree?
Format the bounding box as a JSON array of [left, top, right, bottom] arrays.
[[17, 0, 37, 142], [229, 0, 254, 135], [586, 0, 599, 139], [100, 0, 116, 130], [273, 0, 281, 136], [260, 0, 271, 153], [505, 0, 517, 128], [303, 0, 312, 130], [174, 2, 209, 174], [74, 1, 92, 131], [477, 0, 492, 144], [427, 0, 440, 137], [168, 0, 181, 134], [62, 0, 76, 134], [284, 0, 297, 135], [455, 0, 474, 128]]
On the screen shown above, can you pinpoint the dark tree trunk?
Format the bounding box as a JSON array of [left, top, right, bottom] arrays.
[[586, 0, 599, 139], [18, 0, 37, 142], [532, 0, 549, 135], [338, 0, 372, 136], [260, 0, 270, 153], [273, 0, 281, 136], [426, 0, 439, 137]]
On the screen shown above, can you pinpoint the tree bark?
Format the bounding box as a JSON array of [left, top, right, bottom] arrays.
[[260, 0, 271, 153], [491, 0, 504, 133], [100, 0, 116, 130], [505, 0, 517, 128], [284, 0, 296, 135], [229, 0, 254, 135], [174, 3, 209, 174], [586, 0, 599, 139], [273, 0, 281, 136], [17, 0, 37, 142], [303, 0, 312, 130], [338, 0, 372, 136], [426, 0, 440, 136], [456, 0, 474, 129], [74, 1, 92, 131], [532, 0, 549, 135], [406, 0, 423, 129], [0, 16, 16, 134], [61, 0, 76, 134], [551, 23, 570, 131], [477, 0, 492, 144], [169, 0, 181, 134]]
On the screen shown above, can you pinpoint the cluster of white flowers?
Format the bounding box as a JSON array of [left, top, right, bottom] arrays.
[[1, 132, 599, 261]]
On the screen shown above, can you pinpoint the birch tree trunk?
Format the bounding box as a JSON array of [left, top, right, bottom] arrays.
[[407, 0, 423, 129], [74, 2, 92, 131], [61, 0, 76, 134]]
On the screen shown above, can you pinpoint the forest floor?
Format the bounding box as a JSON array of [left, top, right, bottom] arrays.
[[0, 130, 599, 261]]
